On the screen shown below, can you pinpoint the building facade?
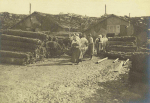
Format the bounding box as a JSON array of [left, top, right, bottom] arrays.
[[84, 14, 134, 38]]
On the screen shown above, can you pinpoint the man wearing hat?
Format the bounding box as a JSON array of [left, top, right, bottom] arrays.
[[95, 34, 103, 56]]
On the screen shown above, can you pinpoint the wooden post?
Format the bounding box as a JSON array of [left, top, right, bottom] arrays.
[[113, 58, 119, 63], [29, 3, 31, 14], [123, 59, 129, 66], [97, 57, 108, 64]]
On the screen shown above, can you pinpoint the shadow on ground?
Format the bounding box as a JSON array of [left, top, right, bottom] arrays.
[[85, 74, 149, 103]]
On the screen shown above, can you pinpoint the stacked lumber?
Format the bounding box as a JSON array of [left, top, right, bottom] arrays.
[[129, 52, 150, 84], [106, 36, 137, 52], [0, 30, 48, 65]]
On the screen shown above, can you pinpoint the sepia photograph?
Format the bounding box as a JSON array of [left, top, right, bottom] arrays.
[[0, 0, 150, 102]]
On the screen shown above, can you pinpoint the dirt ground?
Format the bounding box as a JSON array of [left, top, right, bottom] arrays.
[[0, 54, 149, 103]]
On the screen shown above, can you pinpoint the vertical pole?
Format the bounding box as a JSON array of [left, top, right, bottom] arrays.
[[129, 13, 130, 26], [29, 3, 31, 14], [105, 4, 106, 14]]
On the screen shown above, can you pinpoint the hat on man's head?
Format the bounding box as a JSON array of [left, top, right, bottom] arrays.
[[98, 35, 102, 38]]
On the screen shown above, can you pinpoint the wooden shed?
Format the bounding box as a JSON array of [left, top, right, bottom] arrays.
[[10, 12, 79, 32], [83, 14, 134, 38]]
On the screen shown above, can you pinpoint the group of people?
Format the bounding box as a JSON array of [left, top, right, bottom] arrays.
[[70, 33, 108, 65]]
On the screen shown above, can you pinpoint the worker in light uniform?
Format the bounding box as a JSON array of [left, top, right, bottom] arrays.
[[95, 35, 103, 56], [75, 33, 81, 43], [80, 34, 88, 60], [102, 34, 108, 52], [71, 35, 81, 64], [87, 34, 94, 60]]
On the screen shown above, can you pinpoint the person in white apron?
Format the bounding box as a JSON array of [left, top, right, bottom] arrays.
[[71, 35, 81, 64], [95, 35, 103, 56], [80, 34, 88, 60]]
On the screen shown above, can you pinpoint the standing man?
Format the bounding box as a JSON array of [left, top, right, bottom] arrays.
[[80, 34, 88, 60], [87, 34, 94, 60], [95, 35, 103, 56], [102, 34, 108, 52]]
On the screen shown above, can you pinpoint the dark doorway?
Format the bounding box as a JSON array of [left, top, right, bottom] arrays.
[[107, 33, 115, 37], [120, 25, 127, 36]]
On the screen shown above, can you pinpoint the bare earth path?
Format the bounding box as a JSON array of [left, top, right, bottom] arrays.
[[0, 54, 146, 103]]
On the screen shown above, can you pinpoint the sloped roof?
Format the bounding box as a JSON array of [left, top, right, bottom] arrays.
[[84, 14, 130, 32]]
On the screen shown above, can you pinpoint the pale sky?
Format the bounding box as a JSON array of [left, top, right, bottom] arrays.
[[0, 0, 150, 17]]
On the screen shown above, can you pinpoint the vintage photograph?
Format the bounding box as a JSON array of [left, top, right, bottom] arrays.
[[0, 0, 150, 102]]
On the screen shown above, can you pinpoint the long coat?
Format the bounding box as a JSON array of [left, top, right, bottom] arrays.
[[71, 40, 81, 63]]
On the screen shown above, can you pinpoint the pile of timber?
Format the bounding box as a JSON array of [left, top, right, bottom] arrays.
[[0, 29, 48, 65], [129, 52, 150, 84], [106, 36, 137, 52]]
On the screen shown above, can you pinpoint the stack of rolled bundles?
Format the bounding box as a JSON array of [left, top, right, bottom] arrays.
[[2, 29, 48, 41], [0, 30, 48, 65], [108, 36, 137, 42], [106, 45, 137, 52], [0, 50, 31, 65], [138, 47, 150, 52], [129, 52, 150, 84], [46, 41, 64, 57], [105, 51, 134, 60], [106, 36, 137, 52]]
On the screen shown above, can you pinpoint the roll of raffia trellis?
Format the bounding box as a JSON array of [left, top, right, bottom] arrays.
[[106, 45, 137, 52], [0, 57, 27, 65], [1, 40, 41, 50], [0, 34, 43, 45], [104, 51, 133, 60], [0, 50, 31, 64], [0, 30, 49, 65], [128, 52, 150, 84], [2, 29, 49, 41], [131, 52, 150, 73], [1, 45, 38, 53], [108, 36, 137, 42], [46, 41, 63, 57], [138, 47, 150, 52], [106, 41, 135, 46]]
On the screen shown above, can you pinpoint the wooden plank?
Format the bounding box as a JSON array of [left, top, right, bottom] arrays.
[[113, 58, 119, 63], [123, 59, 129, 66], [97, 57, 108, 64], [113, 61, 124, 73]]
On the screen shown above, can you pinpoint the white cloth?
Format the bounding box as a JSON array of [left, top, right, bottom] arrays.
[[80, 37, 88, 48], [76, 36, 81, 43]]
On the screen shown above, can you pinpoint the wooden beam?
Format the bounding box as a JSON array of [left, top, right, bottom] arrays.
[[123, 59, 129, 66], [113, 58, 119, 63], [97, 57, 108, 64]]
